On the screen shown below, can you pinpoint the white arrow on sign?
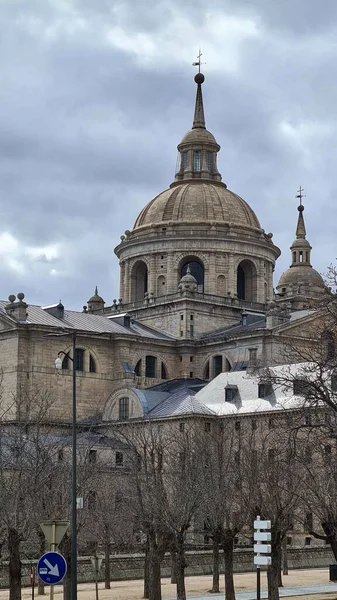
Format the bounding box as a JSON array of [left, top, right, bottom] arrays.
[[43, 559, 59, 577]]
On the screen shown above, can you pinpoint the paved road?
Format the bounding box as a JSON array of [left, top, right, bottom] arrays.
[[168, 582, 337, 599]]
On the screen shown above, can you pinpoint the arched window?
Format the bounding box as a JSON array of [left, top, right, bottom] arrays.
[[181, 259, 204, 293], [119, 397, 129, 420], [157, 275, 166, 296], [236, 260, 257, 302], [75, 348, 84, 371], [145, 356, 157, 378], [213, 355, 223, 377], [322, 331, 335, 361], [204, 361, 210, 380], [135, 360, 142, 376], [89, 354, 96, 373], [131, 261, 148, 302], [217, 275, 226, 296]]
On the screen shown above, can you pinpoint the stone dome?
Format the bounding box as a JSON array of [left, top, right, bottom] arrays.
[[179, 128, 218, 146], [277, 265, 324, 289], [133, 182, 261, 230]]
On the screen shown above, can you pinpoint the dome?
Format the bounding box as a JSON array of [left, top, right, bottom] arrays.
[[277, 265, 324, 289], [133, 182, 261, 230], [179, 128, 218, 146]]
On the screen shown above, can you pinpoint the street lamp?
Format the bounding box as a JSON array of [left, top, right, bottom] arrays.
[[55, 331, 77, 600]]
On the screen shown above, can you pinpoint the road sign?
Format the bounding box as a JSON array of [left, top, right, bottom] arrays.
[[254, 519, 271, 530], [254, 544, 271, 554], [40, 521, 69, 547], [254, 555, 272, 566], [37, 552, 67, 585], [91, 556, 103, 572], [254, 531, 271, 542]]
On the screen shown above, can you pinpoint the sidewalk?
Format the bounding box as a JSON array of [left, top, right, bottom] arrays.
[[0, 568, 336, 600]]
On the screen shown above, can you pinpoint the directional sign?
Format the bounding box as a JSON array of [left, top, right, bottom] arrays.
[[37, 551, 67, 585], [254, 555, 272, 566], [254, 519, 271, 530], [254, 544, 271, 554], [254, 531, 271, 542]]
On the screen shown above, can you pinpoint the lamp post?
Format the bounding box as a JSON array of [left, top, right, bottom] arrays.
[[55, 331, 77, 600]]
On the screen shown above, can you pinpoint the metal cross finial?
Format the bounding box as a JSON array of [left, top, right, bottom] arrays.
[[192, 49, 206, 73], [296, 185, 305, 206]]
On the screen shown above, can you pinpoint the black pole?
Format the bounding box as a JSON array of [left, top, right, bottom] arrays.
[[71, 331, 77, 600], [257, 566, 260, 600]]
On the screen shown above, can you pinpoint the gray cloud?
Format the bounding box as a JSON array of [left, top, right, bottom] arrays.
[[0, 0, 336, 308]]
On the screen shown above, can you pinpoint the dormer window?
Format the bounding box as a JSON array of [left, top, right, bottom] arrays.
[[193, 150, 201, 172], [181, 151, 188, 170], [225, 385, 238, 402], [258, 383, 272, 398]]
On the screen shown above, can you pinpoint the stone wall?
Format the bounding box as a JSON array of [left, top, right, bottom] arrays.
[[2, 547, 334, 588]]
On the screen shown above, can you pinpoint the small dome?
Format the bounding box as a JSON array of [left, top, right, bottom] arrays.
[[178, 265, 198, 292], [277, 266, 324, 290], [179, 128, 218, 146], [291, 238, 311, 249], [133, 182, 261, 230], [87, 287, 105, 304]]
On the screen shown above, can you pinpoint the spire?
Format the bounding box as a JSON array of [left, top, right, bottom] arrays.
[[94, 285, 98, 296], [290, 187, 312, 268], [295, 186, 306, 239], [192, 73, 206, 129]]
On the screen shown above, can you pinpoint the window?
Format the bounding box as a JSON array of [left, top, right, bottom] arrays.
[[89, 354, 96, 373], [214, 355, 223, 377], [190, 315, 194, 321], [190, 371, 193, 378], [258, 383, 272, 398], [62, 354, 69, 370], [116, 452, 124, 466], [268, 418, 274, 429], [179, 423, 185, 432], [180, 314, 184, 321], [235, 420, 241, 431], [75, 348, 84, 371], [206, 151, 213, 171], [193, 150, 201, 172], [225, 387, 237, 402], [252, 420, 257, 431], [304, 512, 313, 532], [119, 397, 129, 420], [293, 378, 310, 396], [88, 490, 96, 511], [190, 325, 194, 337], [58, 449, 64, 462], [287, 537, 292, 545], [135, 359, 141, 376], [204, 422, 211, 432], [305, 537, 311, 546], [305, 413, 312, 426], [89, 450, 97, 464], [181, 260, 204, 292], [190, 356, 193, 362], [181, 151, 188, 170], [161, 362, 167, 379], [145, 355, 157, 378]]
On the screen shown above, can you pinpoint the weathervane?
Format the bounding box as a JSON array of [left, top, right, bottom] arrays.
[[192, 49, 206, 73], [296, 185, 306, 206]]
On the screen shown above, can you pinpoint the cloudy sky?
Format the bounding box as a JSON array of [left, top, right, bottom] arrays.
[[1, 0, 337, 309]]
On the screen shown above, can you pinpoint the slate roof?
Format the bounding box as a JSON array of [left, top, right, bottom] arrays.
[[0, 302, 175, 341]]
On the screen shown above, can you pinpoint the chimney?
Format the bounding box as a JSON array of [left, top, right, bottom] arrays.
[[247, 347, 258, 374], [5, 293, 28, 321]]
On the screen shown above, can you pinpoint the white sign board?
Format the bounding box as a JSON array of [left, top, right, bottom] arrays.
[[254, 544, 271, 554], [254, 555, 272, 566], [90, 556, 103, 572], [254, 520, 271, 530], [254, 532, 271, 542]]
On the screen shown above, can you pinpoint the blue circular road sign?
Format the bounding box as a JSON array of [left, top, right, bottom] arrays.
[[37, 551, 67, 584]]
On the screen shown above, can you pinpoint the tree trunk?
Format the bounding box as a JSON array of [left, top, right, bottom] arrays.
[[211, 538, 220, 593], [170, 547, 177, 584], [175, 532, 186, 600], [37, 529, 45, 595], [104, 537, 111, 589], [277, 548, 283, 587], [322, 521, 337, 561], [148, 531, 162, 600], [144, 536, 150, 599], [8, 527, 22, 600], [60, 533, 72, 600], [223, 534, 235, 600], [267, 542, 281, 600], [282, 537, 288, 576]]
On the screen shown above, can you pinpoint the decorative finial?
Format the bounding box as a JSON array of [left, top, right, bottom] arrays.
[[296, 186, 305, 212], [192, 51, 206, 129], [94, 286, 98, 295]]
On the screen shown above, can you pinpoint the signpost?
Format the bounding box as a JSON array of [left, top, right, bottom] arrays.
[[37, 552, 67, 585], [38, 520, 69, 600], [90, 555, 103, 600], [254, 516, 271, 600]]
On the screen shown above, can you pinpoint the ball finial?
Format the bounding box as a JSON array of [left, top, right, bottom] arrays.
[[194, 72, 205, 84]]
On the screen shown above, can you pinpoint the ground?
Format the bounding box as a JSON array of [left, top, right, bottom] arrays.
[[1, 568, 336, 600]]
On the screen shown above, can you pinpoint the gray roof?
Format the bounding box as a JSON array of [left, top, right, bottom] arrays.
[[0, 302, 175, 340]]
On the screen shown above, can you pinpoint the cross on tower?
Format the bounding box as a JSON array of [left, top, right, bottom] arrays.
[[192, 49, 206, 73], [296, 185, 305, 206]]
